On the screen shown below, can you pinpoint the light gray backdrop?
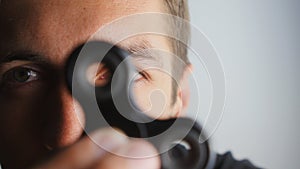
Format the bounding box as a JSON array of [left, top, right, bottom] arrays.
[[1, 1, 299, 169], [188, 0, 300, 169]]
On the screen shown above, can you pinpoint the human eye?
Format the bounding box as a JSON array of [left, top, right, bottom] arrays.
[[134, 69, 151, 83], [86, 63, 112, 87], [0, 65, 40, 89]]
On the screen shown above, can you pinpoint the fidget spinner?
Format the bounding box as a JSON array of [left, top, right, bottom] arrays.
[[66, 41, 215, 169]]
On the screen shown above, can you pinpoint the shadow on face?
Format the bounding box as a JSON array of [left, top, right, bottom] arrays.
[[0, 0, 182, 168]]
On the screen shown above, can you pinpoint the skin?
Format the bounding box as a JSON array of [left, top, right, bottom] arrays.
[[0, 0, 190, 168]]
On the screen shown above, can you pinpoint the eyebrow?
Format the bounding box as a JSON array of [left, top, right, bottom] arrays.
[[0, 39, 163, 67], [124, 39, 163, 68], [0, 52, 49, 64]]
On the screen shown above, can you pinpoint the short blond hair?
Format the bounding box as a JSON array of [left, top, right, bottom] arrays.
[[164, 0, 191, 103]]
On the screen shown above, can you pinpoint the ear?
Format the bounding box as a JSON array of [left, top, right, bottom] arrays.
[[172, 64, 193, 118]]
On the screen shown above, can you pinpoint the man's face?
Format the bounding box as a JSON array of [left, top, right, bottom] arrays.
[[0, 0, 185, 168]]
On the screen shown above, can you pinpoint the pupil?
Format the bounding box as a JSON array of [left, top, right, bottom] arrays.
[[13, 68, 31, 82]]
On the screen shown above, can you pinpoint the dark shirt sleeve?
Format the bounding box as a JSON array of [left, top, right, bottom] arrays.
[[213, 152, 262, 169]]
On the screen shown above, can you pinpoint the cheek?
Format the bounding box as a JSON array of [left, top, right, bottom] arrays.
[[0, 89, 48, 165], [0, 81, 55, 138], [0, 83, 85, 166], [132, 74, 173, 120], [0, 89, 44, 139], [132, 82, 151, 112]]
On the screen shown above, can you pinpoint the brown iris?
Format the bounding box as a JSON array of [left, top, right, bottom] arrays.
[[86, 63, 111, 87]]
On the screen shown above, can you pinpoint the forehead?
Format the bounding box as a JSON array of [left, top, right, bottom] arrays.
[[0, 0, 168, 63]]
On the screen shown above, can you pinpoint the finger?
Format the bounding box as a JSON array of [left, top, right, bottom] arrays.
[[94, 139, 161, 169], [33, 128, 128, 169]]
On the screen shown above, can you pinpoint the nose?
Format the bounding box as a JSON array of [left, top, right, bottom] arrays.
[[40, 77, 85, 149]]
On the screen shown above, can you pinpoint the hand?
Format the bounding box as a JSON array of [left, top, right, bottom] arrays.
[[32, 128, 160, 169]]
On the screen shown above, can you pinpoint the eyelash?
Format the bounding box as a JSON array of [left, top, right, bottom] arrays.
[[0, 65, 150, 89], [139, 71, 146, 79], [0, 66, 40, 88], [136, 70, 151, 81]]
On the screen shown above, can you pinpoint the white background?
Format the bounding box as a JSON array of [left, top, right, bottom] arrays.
[[188, 0, 300, 169]]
